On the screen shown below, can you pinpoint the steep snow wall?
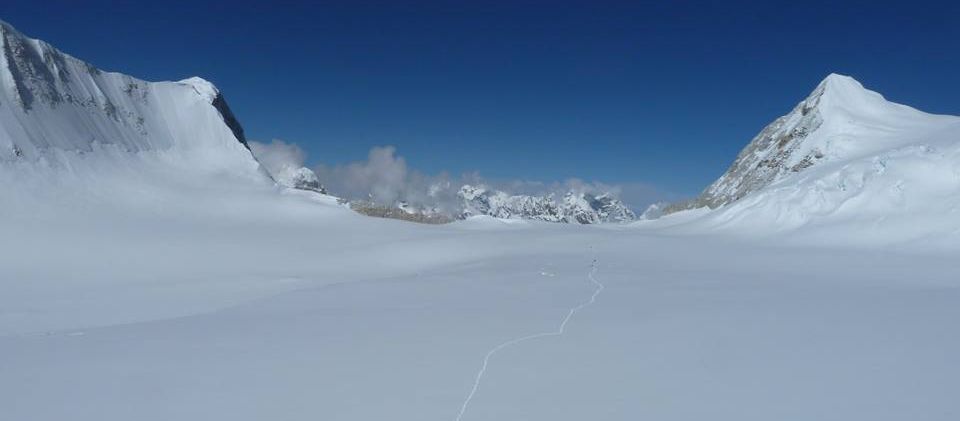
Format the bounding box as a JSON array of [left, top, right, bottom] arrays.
[[0, 20, 265, 192]]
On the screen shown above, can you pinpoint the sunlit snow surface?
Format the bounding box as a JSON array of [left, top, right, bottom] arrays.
[[2, 19, 960, 420], [2, 191, 959, 421]]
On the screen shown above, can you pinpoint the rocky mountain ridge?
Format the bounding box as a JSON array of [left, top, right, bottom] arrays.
[[665, 73, 955, 214], [457, 184, 635, 223]]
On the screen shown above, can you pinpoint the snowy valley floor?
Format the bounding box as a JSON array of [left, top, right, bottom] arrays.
[[2, 193, 959, 420]]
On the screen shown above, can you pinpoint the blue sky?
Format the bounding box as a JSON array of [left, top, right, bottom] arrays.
[[3, 0, 959, 206]]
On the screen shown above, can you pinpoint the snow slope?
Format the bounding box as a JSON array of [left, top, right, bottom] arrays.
[[2, 19, 960, 421], [669, 74, 960, 245], [0, 19, 267, 203], [3, 219, 959, 421]]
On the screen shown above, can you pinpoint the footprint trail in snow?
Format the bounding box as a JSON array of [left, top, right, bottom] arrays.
[[454, 257, 604, 421]]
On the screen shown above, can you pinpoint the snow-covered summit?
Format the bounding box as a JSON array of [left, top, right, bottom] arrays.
[[0, 19, 258, 179], [665, 73, 960, 243], [178, 76, 220, 102], [806, 73, 938, 132], [681, 73, 957, 210]]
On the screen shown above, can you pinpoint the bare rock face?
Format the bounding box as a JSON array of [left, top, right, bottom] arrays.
[[349, 201, 452, 224], [696, 82, 827, 209]]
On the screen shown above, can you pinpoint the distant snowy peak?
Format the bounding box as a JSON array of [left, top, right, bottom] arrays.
[[459, 184, 563, 222], [0, 19, 258, 177], [584, 192, 637, 223], [684, 73, 954, 210], [458, 184, 635, 224], [274, 166, 327, 193]]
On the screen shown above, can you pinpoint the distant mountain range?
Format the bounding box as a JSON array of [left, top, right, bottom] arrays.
[[6, 16, 959, 236], [458, 184, 635, 223], [346, 184, 636, 224]]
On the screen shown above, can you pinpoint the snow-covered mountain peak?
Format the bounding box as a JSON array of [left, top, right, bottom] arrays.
[[0, 18, 22, 37], [0, 19, 265, 195], [458, 184, 487, 201], [658, 73, 960, 242], [806, 73, 925, 121], [673, 73, 959, 211], [178, 76, 220, 102], [812, 73, 870, 102]]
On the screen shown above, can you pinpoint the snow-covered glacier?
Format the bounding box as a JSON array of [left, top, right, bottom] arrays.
[[2, 19, 960, 421]]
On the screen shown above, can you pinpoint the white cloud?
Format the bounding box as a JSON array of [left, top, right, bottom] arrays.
[[249, 139, 307, 177], [246, 141, 675, 215]]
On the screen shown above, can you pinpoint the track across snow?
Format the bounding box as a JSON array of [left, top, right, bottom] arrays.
[[454, 258, 604, 421]]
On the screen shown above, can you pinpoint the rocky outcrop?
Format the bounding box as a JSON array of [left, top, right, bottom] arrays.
[[350, 200, 452, 224]]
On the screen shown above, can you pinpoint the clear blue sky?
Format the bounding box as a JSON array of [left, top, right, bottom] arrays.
[[3, 0, 959, 201]]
